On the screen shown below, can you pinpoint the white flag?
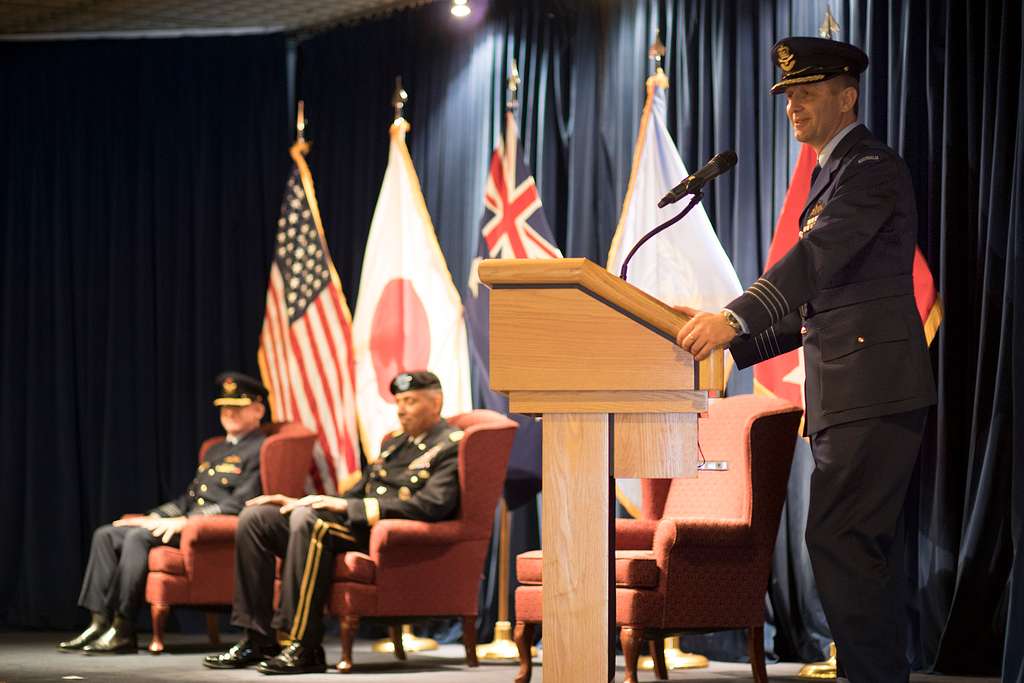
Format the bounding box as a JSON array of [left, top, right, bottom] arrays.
[[606, 75, 742, 310], [607, 73, 742, 516], [352, 120, 472, 458]]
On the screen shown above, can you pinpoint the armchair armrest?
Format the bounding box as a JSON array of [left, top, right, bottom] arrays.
[[180, 514, 238, 548], [615, 518, 660, 550], [653, 517, 753, 558], [369, 519, 471, 556]]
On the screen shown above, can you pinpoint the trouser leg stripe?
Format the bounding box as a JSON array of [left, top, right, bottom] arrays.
[[290, 519, 327, 641]]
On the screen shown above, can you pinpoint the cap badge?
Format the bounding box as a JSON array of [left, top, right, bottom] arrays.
[[777, 44, 796, 73], [222, 377, 238, 394]]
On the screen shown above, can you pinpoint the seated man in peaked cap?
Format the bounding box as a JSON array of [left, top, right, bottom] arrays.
[[204, 370, 463, 675], [59, 372, 269, 654]]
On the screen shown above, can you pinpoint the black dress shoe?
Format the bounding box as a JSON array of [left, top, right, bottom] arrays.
[[81, 622, 137, 655], [256, 642, 327, 675], [204, 639, 282, 669], [58, 614, 111, 652]]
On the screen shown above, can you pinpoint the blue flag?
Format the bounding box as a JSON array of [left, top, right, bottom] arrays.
[[465, 112, 561, 509]]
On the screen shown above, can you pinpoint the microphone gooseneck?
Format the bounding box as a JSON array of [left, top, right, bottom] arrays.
[[619, 193, 704, 281]]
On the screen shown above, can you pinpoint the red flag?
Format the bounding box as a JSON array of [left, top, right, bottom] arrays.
[[754, 144, 942, 406], [258, 142, 359, 493]]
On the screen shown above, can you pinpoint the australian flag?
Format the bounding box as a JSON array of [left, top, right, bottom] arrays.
[[465, 112, 561, 509]]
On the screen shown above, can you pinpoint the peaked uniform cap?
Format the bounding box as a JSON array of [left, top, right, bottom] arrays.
[[213, 371, 268, 407], [770, 36, 868, 94]]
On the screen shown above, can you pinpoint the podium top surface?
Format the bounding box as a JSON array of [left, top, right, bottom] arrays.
[[478, 257, 691, 341]]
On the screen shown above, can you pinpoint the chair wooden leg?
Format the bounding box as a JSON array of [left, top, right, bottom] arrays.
[[747, 625, 768, 683], [388, 624, 407, 661], [622, 626, 643, 683], [337, 615, 360, 673], [648, 636, 668, 680], [204, 612, 220, 645], [462, 615, 479, 667], [148, 604, 169, 654], [513, 621, 535, 683]]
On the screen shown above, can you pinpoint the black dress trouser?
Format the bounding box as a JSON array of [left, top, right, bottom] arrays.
[[807, 408, 928, 683], [230, 505, 368, 646], [78, 524, 179, 617]]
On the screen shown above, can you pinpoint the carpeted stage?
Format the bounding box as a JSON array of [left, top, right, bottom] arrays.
[[0, 632, 1000, 682]]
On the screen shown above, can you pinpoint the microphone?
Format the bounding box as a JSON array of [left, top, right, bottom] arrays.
[[657, 150, 738, 207]]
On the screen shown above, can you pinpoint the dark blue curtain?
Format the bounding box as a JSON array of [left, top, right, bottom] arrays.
[[1, 1, 1020, 678], [296, 0, 1021, 674], [0, 35, 290, 627]]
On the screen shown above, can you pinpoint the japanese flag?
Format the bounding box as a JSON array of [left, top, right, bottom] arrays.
[[352, 119, 472, 459]]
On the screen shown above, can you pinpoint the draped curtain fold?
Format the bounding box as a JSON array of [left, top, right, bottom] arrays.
[[0, 2, 1019, 677], [0, 35, 289, 626]]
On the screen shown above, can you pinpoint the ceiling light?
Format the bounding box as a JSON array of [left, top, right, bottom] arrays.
[[451, 0, 471, 18]]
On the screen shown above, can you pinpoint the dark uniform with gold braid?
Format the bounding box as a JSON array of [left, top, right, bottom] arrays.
[[725, 38, 936, 682], [65, 372, 267, 652], [226, 373, 462, 669]]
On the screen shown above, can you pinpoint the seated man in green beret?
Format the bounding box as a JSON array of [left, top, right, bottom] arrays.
[[58, 372, 269, 655], [204, 370, 463, 675]]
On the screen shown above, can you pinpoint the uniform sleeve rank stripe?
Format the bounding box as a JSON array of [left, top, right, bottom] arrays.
[[759, 330, 776, 359], [768, 327, 782, 356], [760, 278, 790, 312], [753, 278, 782, 319], [758, 331, 773, 359], [748, 283, 782, 321], [753, 333, 767, 362], [746, 285, 777, 321], [757, 278, 786, 319], [752, 279, 786, 318]]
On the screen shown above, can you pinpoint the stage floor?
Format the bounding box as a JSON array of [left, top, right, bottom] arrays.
[[0, 632, 1000, 682]]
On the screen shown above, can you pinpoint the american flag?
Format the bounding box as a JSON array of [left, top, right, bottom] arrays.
[[258, 144, 359, 493], [465, 112, 560, 508]]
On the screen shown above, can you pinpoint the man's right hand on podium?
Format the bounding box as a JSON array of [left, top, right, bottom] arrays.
[[673, 306, 737, 361]]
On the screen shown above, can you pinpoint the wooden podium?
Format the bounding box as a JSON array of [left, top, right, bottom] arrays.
[[479, 258, 725, 682]]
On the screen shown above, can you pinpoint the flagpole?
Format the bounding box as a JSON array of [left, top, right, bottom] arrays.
[[632, 30, 711, 675], [366, 72, 441, 661], [475, 58, 531, 663]]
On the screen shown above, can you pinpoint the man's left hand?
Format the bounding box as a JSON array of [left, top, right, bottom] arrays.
[[280, 495, 348, 515], [674, 306, 737, 361]]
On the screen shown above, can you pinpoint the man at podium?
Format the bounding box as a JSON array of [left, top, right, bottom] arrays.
[[676, 37, 936, 683]]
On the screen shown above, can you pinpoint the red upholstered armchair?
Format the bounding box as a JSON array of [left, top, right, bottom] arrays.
[[513, 395, 802, 683], [327, 409, 518, 673], [144, 421, 316, 653]]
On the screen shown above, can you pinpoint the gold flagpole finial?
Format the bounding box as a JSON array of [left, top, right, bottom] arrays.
[[648, 29, 667, 72], [507, 58, 521, 111], [392, 76, 408, 122], [296, 100, 306, 142], [819, 5, 840, 39], [648, 30, 669, 88]]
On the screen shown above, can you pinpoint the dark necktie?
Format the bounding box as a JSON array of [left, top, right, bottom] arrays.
[[811, 164, 821, 186]]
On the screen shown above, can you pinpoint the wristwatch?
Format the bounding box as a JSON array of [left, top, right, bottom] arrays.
[[720, 309, 743, 335]]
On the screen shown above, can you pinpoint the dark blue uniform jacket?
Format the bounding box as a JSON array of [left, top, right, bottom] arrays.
[[728, 125, 936, 434]]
